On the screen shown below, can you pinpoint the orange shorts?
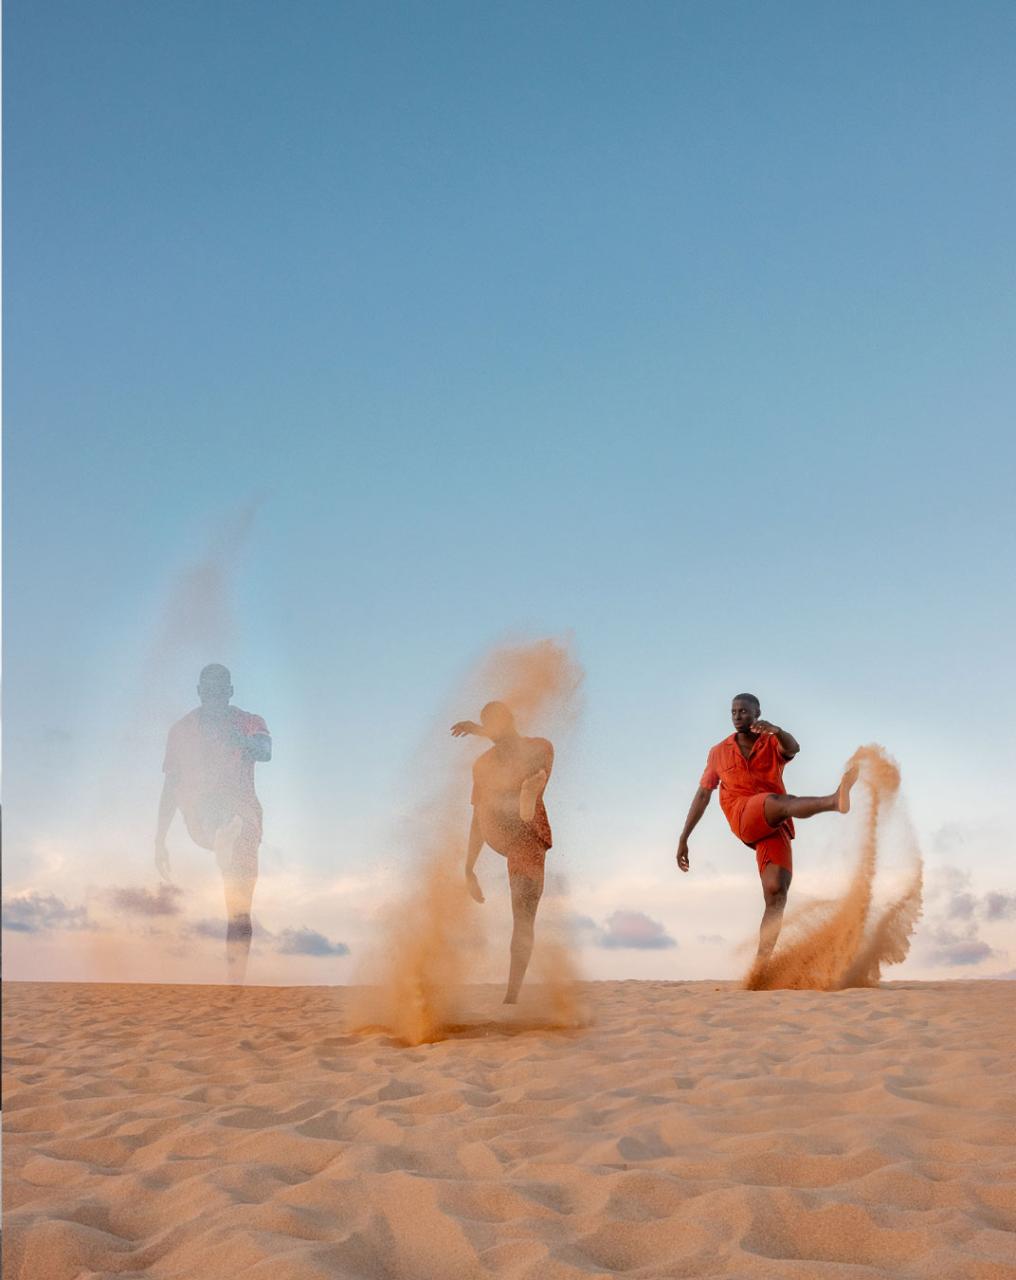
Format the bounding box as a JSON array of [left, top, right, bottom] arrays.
[[505, 839, 547, 882], [479, 815, 548, 882], [728, 794, 793, 877]]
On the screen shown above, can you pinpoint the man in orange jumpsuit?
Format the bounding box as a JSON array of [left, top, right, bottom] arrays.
[[675, 693, 857, 962]]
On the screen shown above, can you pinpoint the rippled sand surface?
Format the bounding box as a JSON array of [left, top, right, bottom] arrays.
[[4, 980, 1015, 1278]]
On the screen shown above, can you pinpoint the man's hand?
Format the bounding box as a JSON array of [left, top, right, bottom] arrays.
[[465, 869, 485, 903], [751, 719, 780, 737], [676, 838, 690, 873], [241, 731, 272, 762], [451, 721, 483, 738], [155, 841, 173, 883]]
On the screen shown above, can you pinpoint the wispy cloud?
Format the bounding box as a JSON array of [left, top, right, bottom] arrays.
[[1, 891, 97, 934], [182, 916, 346, 958], [565, 909, 680, 951], [275, 927, 349, 957], [108, 884, 183, 917], [185, 917, 229, 939], [925, 926, 995, 967], [921, 863, 1011, 969], [946, 892, 977, 921], [566, 913, 603, 944], [984, 892, 1016, 922], [600, 910, 677, 951]]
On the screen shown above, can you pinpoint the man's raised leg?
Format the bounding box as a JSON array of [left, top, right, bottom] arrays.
[[764, 763, 860, 826]]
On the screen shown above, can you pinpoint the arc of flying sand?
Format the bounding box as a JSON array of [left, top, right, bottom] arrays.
[[745, 745, 922, 992]]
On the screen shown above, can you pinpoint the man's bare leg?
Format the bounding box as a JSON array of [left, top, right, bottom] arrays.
[[764, 763, 860, 825], [505, 866, 544, 1005], [215, 816, 257, 985], [757, 864, 792, 962], [223, 876, 256, 984]]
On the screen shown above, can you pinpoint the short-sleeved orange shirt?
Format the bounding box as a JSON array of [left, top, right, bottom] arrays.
[[700, 733, 794, 836], [164, 706, 269, 847]]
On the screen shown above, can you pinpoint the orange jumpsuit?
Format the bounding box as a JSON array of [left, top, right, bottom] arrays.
[[699, 733, 794, 876]]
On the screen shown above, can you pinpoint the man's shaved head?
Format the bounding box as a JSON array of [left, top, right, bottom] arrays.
[[480, 700, 516, 742], [730, 693, 761, 734], [200, 663, 231, 685], [198, 663, 233, 706]]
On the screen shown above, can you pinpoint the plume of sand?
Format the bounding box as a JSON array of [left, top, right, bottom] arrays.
[[137, 501, 261, 731], [352, 638, 584, 1045], [745, 744, 923, 991]]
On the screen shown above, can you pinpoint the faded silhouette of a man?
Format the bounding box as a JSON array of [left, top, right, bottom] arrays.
[[156, 664, 271, 983], [451, 702, 553, 1005]]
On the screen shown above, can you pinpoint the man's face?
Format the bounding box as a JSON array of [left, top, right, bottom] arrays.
[[481, 704, 515, 742], [198, 674, 232, 706], [731, 699, 759, 734]]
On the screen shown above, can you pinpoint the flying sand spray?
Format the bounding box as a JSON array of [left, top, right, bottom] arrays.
[[352, 638, 584, 1045], [746, 744, 923, 990]]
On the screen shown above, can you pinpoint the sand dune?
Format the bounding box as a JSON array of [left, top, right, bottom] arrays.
[[3, 980, 1015, 1279]]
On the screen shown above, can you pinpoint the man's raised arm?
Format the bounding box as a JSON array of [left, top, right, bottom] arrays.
[[235, 716, 272, 761], [676, 786, 713, 873], [753, 719, 799, 759], [451, 721, 486, 739]]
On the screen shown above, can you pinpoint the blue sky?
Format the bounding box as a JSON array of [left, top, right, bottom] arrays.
[[4, 1, 1015, 982]]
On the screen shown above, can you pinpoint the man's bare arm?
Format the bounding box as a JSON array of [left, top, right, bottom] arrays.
[[155, 775, 178, 881], [451, 721, 487, 739], [753, 719, 799, 759], [465, 811, 485, 902], [676, 786, 712, 872]]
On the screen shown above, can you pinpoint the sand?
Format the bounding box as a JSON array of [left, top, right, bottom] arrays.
[[3, 981, 1015, 1279]]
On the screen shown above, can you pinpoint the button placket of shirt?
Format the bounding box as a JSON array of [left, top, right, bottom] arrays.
[[737, 739, 760, 778]]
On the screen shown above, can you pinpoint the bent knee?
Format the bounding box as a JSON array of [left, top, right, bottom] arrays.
[[764, 889, 788, 910]]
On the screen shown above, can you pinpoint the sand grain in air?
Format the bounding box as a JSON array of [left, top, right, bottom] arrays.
[[3, 979, 1015, 1279]]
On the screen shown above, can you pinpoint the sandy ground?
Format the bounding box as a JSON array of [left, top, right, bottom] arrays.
[[3, 980, 1015, 1280]]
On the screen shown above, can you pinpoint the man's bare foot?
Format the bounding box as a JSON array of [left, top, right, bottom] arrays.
[[837, 762, 860, 813]]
